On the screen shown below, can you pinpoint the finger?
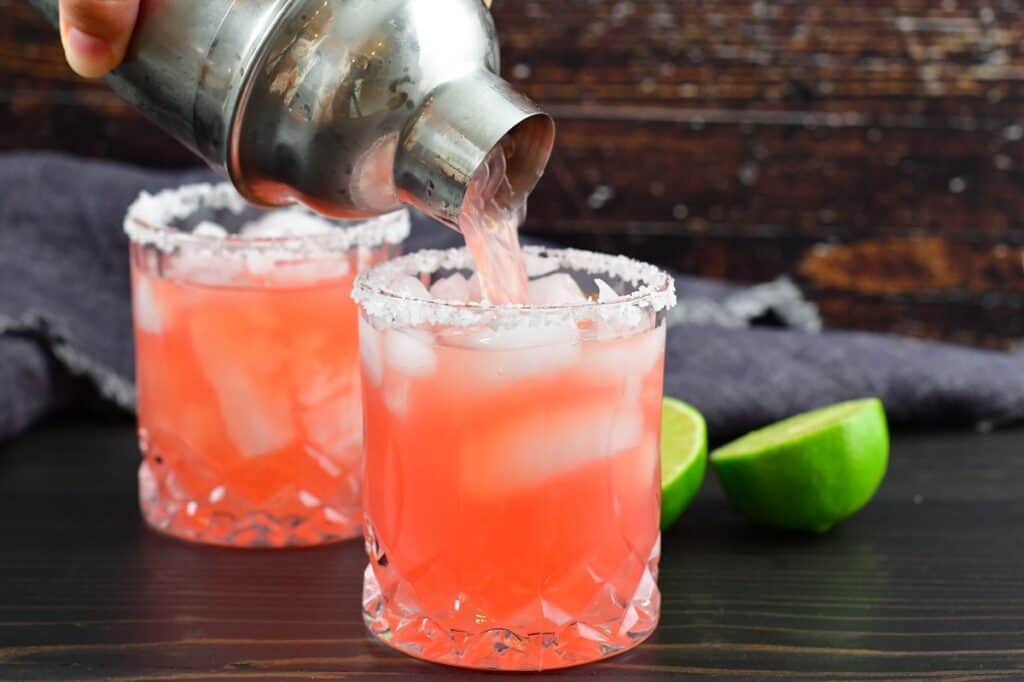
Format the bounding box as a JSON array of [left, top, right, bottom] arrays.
[[59, 0, 141, 78]]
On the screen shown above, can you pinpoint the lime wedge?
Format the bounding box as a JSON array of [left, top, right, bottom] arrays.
[[661, 398, 708, 529], [711, 398, 889, 533]]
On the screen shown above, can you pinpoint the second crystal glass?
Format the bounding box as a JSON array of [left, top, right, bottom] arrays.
[[125, 183, 409, 548]]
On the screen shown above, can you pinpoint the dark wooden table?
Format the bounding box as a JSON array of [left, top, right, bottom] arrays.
[[2, 421, 1024, 680]]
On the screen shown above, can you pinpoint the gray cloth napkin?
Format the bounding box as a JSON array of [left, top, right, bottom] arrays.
[[3, 152, 1024, 444]]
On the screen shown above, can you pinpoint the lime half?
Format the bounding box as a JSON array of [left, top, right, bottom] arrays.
[[711, 398, 889, 533], [661, 398, 708, 529]]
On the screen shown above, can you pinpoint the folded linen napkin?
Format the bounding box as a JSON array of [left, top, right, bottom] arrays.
[[2, 152, 1022, 443]]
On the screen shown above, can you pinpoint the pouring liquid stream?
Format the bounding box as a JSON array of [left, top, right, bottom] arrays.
[[458, 138, 531, 305]]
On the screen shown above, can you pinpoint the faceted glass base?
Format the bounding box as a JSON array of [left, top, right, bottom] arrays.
[[138, 459, 362, 549], [362, 542, 661, 671]]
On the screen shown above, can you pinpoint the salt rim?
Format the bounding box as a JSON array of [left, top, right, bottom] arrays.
[[124, 182, 410, 255], [353, 246, 677, 329]]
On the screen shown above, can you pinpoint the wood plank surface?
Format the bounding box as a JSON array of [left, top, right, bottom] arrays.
[[2, 1, 1024, 347], [2, 421, 1024, 679]]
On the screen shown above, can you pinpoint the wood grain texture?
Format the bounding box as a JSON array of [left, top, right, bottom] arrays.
[[2, 1, 1024, 347], [2, 421, 1024, 680]]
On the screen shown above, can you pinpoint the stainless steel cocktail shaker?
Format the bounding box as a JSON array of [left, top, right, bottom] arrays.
[[29, 0, 555, 228]]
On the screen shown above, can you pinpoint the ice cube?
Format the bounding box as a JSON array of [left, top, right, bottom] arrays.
[[384, 379, 411, 415], [193, 221, 228, 238], [241, 208, 332, 239], [430, 273, 472, 302], [359, 317, 384, 386], [443, 322, 581, 387], [623, 371, 644, 405], [165, 243, 244, 286], [299, 388, 363, 462], [389, 275, 432, 300], [296, 364, 358, 407], [529, 273, 586, 306], [216, 377, 293, 457], [384, 329, 437, 377], [608, 406, 644, 453], [266, 257, 351, 285], [599, 308, 656, 344], [594, 277, 620, 302], [133, 276, 164, 334], [524, 252, 560, 278], [582, 326, 666, 384], [464, 403, 645, 493], [458, 323, 579, 352], [188, 314, 295, 458], [296, 365, 362, 458]]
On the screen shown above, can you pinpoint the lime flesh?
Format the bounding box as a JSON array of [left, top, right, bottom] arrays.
[[711, 398, 889, 533], [660, 398, 708, 529]]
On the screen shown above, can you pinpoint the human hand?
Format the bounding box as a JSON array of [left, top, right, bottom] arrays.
[[59, 0, 141, 78]]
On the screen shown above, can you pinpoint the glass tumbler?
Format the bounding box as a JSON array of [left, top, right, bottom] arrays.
[[353, 246, 677, 670], [125, 182, 409, 548]]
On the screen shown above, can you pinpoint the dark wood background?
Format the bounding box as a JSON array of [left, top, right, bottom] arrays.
[[3, 0, 1023, 348]]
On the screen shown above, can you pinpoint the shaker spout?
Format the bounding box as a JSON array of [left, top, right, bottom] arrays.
[[394, 71, 555, 230]]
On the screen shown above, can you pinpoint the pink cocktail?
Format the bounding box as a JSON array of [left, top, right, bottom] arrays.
[[354, 246, 676, 670], [125, 183, 409, 547]]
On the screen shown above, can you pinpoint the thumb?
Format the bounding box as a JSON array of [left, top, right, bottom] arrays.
[[59, 0, 141, 78]]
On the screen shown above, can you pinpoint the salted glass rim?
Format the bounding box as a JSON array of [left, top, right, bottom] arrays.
[[352, 246, 677, 329], [123, 182, 410, 255]]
